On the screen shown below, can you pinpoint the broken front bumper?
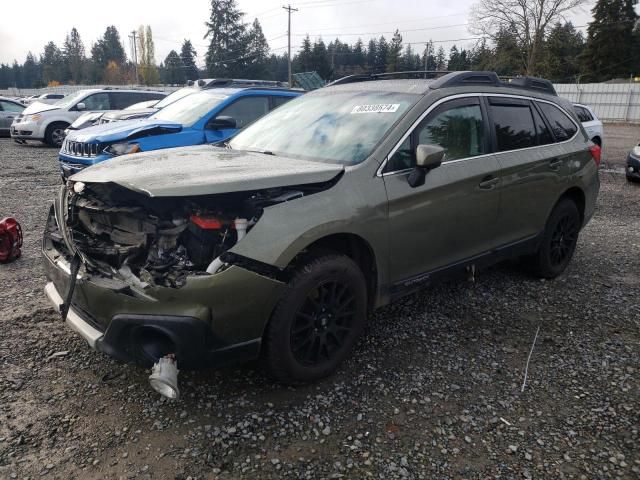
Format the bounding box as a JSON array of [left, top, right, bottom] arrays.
[[42, 208, 285, 370]]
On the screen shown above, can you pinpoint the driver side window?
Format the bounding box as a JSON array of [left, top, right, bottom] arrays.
[[386, 98, 486, 172]]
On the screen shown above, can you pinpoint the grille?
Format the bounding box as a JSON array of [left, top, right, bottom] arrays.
[[62, 140, 102, 157]]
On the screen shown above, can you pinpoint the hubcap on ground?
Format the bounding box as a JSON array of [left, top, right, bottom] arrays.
[[550, 215, 578, 266], [290, 280, 356, 366]]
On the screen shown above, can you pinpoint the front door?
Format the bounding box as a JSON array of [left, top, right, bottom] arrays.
[[383, 96, 502, 286]]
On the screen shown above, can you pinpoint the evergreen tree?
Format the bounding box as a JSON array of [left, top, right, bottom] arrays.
[[295, 36, 314, 72], [375, 36, 389, 72], [583, 0, 639, 81], [401, 44, 416, 70], [386, 30, 403, 72], [422, 41, 437, 70], [63, 28, 86, 84], [12, 61, 23, 88], [245, 19, 270, 78], [492, 27, 524, 75], [539, 22, 585, 81], [42, 41, 65, 84], [311, 39, 331, 80], [22, 52, 41, 88], [92, 26, 126, 67], [435, 46, 446, 70], [366, 39, 377, 70], [180, 39, 199, 81], [352, 39, 365, 69], [163, 50, 185, 84], [205, 0, 248, 76]]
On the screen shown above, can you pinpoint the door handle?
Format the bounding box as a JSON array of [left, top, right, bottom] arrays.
[[549, 158, 562, 171], [479, 176, 499, 190]]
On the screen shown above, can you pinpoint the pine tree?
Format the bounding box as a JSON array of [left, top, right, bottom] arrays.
[[311, 39, 331, 80], [42, 41, 65, 84], [366, 39, 377, 70], [180, 40, 199, 81], [295, 36, 313, 72], [164, 50, 185, 84], [386, 30, 403, 72], [22, 52, 41, 88], [204, 0, 248, 76], [63, 28, 86, 84], [375, 36, 389, 73], [91, 25, 127, 83], [401, 44, 416, 70], [352, 39, 365, 70], [539, 22, 585, 81], [582, 0, 639, 81], [435, 46, 446, 70], [245, 19, 270, 78]]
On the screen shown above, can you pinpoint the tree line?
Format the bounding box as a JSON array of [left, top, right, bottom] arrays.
[[1, 0, 638, 90]]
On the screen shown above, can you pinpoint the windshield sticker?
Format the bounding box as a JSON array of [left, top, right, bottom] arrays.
[[351, 104, 400, 114]]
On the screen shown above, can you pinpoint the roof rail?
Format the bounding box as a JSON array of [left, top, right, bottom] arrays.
[[328, 70, 452, 86], [430, 71, 557, 96]]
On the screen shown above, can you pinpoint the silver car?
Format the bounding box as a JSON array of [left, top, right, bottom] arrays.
[[0, 97, 25, 135]]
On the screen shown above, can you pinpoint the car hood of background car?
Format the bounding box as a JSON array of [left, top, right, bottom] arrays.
[[22, 102, 61, 114], [71, 145, 345, 197], [68, 118, 182, 143], [101, 107, 157, 121]]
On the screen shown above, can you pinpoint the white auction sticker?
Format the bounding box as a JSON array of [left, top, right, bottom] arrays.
[[351, 104, 400, 114]]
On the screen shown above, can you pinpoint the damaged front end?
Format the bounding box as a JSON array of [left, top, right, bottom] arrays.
[[61, 180, 308, 289], [42, 176, 336, 370]]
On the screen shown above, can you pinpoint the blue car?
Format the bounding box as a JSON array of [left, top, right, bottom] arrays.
[[59, 87, 301, 179]]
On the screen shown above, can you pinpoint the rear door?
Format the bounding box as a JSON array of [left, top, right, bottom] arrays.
[[491, 96, 577, 244], [384, 96, 502, 284], [0, 100, 24, 130]]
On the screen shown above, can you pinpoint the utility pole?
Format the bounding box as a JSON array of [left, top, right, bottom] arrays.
[[283, 4, 298, 87], [129, 30, 140, 85]]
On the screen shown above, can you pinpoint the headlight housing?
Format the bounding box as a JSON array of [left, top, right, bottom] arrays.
[[105, 143, 141, 156], [26, 114, 42, 122]]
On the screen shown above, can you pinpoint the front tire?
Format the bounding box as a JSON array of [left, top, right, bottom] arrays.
[[263, 254, 368, 384], [529, 199, 580, 279], [44, 122, 68, 147]]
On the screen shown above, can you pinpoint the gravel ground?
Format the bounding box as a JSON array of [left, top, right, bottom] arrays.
[[0, 128, 639, 480]]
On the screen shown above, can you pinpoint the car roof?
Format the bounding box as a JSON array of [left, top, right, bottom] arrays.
[[0, 96, 23, 103], [198, 87, 302, 97]]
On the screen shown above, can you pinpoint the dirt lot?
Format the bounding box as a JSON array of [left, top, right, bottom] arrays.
[[0, 125, 639, 480]]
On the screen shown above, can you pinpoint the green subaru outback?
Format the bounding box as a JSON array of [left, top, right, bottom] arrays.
[[43, 71, 600, 386]]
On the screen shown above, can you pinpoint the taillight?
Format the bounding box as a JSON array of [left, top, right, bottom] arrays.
[[589, 144, 602, 168], [0, 217, 23, 263]]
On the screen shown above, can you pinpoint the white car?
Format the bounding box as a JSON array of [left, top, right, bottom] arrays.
[[10, 88, 166, 146], [26, 93, 67, 105], [573, 103, 603, 147]]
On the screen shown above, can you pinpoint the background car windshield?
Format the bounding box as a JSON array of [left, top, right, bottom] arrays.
[[154, 88, 197, 109], [151, 92, 228, 126], [229, 91, 418, 165]]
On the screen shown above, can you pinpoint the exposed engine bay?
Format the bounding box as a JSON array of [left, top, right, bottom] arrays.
[[54, 180, 330, 289]]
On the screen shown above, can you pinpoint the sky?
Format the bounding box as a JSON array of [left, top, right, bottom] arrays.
[[0, 0, 601, 67]]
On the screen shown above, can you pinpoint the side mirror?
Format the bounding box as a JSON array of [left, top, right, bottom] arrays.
[[207, 116, 237, 130], [408, 145, 445, 188], [76, 102, 86, 111]]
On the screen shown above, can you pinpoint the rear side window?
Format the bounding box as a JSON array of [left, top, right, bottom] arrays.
[[271, 96, 293, 109], [81, 93, 111, 110], [489, 99, 537, 151], [574, 106, 593, 123], [0, 100, 24, 112], [538, 103, 577, 142], [531, 105, 554, 145], [217, 96, 269, 128]]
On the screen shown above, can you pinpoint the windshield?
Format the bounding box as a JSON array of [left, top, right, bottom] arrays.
[[150, 91, 228, 126], [54, 91, 89, 109], [154, 87, 198, 109], [229, 90, 419, 165]]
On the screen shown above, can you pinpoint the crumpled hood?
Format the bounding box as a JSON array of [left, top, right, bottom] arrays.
[[23, 102, 60, 114], [71, 145, 345, 197], [66, 118, 182, 143]]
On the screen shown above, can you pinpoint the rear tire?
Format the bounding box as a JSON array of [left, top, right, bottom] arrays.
[[528, 199, 580, 279], [44, 122, 68, 147], [263, 254, 368, 384]]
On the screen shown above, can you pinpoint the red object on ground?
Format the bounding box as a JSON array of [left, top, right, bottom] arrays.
[[0, 217, 23, 263]]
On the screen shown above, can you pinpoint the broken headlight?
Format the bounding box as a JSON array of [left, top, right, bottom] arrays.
[[105, 143, 141, 156]]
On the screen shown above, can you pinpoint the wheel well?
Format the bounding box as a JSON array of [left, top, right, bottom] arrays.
[[559, 187, 585, 224], [299, 234, 378, 309]]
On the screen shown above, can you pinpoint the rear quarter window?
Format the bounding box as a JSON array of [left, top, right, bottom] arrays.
[[538, 102, 578, 142], [489, 99, 537, 151]]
